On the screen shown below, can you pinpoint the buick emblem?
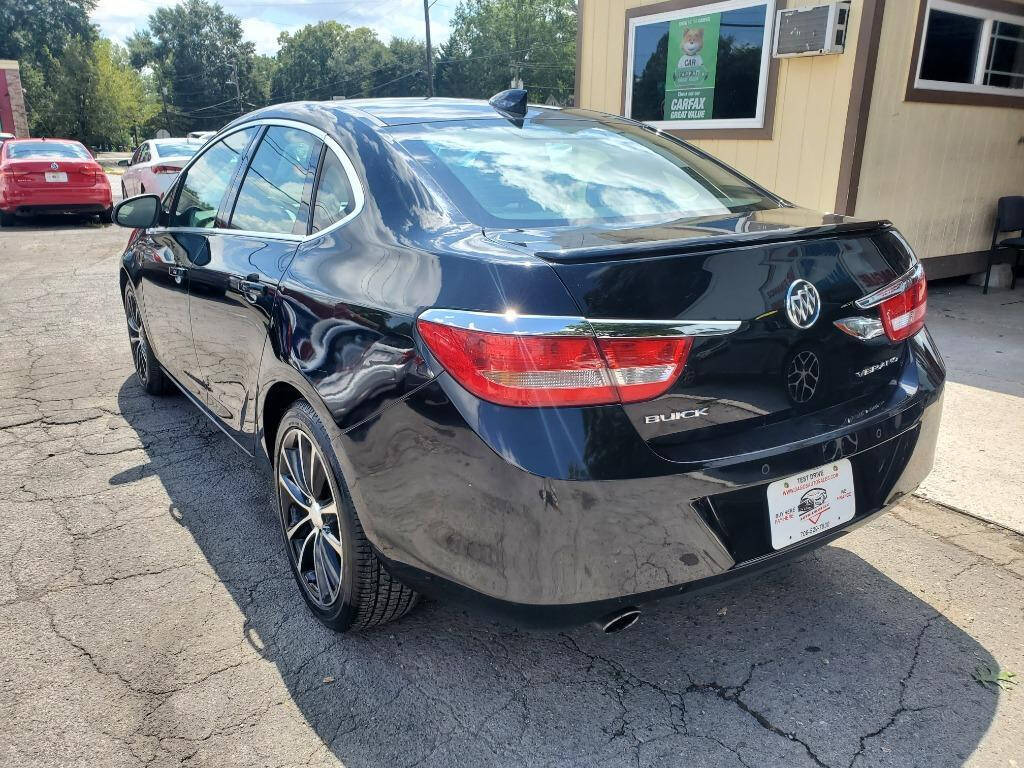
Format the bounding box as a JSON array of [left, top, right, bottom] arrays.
[[49, 161, 59, 170], [785, 279, 821, 329]]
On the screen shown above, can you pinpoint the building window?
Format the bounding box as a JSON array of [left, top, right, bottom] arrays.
[[625, 0, 776, 130], [914, 0, 1024, 98]]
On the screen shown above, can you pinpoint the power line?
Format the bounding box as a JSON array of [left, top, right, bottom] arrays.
[[362, 68, 425, 97]]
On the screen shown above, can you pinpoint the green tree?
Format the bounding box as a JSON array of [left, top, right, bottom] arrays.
[[249, 54, 277, 107], [374, 37, 428, 97], [0, 0, 99, 136], [128, 0, 257, 133], [23, 38, 151, 149], [436, 0, 577, 104], [0, 0, 95, 65], [271, 21, 395, 102]]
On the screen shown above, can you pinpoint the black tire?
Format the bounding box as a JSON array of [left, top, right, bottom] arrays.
[[123, 283, 170, 396], [0, 211, 15, 227], [120, 181, 127, 199], [274, 400, 418, 631], [99, 207, 112, 224]]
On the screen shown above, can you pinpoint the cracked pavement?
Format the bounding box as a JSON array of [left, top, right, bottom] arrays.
[[1, 221, 1023, 767]]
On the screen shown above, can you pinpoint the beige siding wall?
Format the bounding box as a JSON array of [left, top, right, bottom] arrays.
[[578, 0, 866, 212], [854, 1, 1024, 260]]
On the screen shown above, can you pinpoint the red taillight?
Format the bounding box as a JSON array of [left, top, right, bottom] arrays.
[[417, 319, 692, 407], [151, 164, 182, 174], [878, 271, 927, 342]]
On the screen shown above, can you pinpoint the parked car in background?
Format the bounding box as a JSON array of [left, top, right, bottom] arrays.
[[0, 138, 112, 226], [187, 130, 216, 143], [112, 94, 944, 633], [0, 132, 14, 147], [119, 139, 201, 198]]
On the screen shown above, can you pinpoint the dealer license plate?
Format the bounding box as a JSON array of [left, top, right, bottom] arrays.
[[45, 172, 68, 183], [767, 459, 855, 550]]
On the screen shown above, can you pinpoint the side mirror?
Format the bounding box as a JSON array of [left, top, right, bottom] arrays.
[[113, 194, 161, 229], [117, 158, 130, 167]]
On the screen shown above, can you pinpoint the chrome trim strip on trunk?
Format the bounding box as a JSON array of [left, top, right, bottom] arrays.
[[855, 262, 924, 309], [586, 319, 741, 338], [417, 309, 741, 337]]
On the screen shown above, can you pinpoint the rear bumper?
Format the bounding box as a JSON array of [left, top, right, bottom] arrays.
[[1, 183, 112, 215], [339, 329, 945, 626]]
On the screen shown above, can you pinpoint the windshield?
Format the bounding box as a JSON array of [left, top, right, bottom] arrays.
[[153, 141, 199, 159], [7, 141, 91, 160], [391, 117, 780, 228]]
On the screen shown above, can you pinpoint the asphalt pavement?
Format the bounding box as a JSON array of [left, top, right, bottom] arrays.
[[1, 221, 1022, 767]]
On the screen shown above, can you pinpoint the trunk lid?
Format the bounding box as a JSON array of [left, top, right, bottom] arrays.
[[3, 158, 101, 188], [487, 208, 919, 462]]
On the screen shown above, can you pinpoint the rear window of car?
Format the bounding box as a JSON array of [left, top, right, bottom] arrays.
[[6, 141, 91, 160], [153, 141, 199, 159], [391, 118, 780, 228]]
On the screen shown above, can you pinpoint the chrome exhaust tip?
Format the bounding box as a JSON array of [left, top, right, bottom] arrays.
[[595, 607, 641, 633]]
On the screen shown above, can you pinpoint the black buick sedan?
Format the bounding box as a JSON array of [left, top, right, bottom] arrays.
[[113, 92, 944, 633]]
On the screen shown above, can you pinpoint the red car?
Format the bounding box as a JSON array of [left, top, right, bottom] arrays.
[[0, 138, 113, 226]]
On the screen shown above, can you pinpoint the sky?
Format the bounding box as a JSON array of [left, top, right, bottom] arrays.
[[92, 0, 456, 56]]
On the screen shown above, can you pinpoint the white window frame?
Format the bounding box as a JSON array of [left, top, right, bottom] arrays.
[[624, 0, 776, 131], [914, 0, 1024, 98]]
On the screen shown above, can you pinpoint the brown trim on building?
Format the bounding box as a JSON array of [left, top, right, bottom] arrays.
[[904, 0, 1024, 111], [574, 0, 584, 108], [834, 0, 886, 216], [619, 0, 783, 141]]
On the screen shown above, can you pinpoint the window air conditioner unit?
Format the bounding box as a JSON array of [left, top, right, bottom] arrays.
[[772, 1, 850, 58]]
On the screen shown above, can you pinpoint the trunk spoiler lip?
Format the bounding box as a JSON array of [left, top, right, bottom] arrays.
[[530, 219, 894, 264]]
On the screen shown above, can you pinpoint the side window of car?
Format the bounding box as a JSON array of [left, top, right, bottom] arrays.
[[311, 149, 357, 233], [130, 145, 143, 165], [229, 126, 322, 235], [139, 145, 151, 164], [170, 127, 257, 229]]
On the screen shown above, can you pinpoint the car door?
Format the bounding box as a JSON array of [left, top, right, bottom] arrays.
[[124, 144, 143, 196], [132, 143, 151, 196], [135, 127, 259, 401], [187, 123, 322, 444]]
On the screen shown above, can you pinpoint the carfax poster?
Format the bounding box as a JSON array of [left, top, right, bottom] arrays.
[[664, 13, 721, 121]]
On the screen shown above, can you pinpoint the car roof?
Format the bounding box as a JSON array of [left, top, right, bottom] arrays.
[[6, 137, 83, 145], [338, 97, 566, 126], [236, 97, 595, 130]]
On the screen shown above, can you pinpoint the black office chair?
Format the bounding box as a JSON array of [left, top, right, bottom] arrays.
[[984, 196, 1024, 294]]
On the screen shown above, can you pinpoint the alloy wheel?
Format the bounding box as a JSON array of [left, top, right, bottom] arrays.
[[124, 288, 149, 385], [786, 349, 820, 403], [277, 427, 344, 608]]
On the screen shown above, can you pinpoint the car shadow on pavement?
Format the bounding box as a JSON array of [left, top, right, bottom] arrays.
[[112, 378, 999, 768], [1, 213, 109, 231]]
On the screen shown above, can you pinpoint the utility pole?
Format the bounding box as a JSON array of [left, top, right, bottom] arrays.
[[159, 86, 171, 134], [423, 0, 434, 97], [229, 62, 242, 118]]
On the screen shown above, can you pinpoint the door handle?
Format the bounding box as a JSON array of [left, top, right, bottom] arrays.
[[168, 265, 187, 284], [239, 273, 267, 303]]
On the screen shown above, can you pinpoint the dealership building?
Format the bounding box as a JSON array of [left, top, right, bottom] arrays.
[[0, 60, 29, 139], [575, 0, 1024, 277]]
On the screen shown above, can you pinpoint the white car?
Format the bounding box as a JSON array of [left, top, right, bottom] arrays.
[[119, 139, 200, 198], [187, 131, 216, 143]]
